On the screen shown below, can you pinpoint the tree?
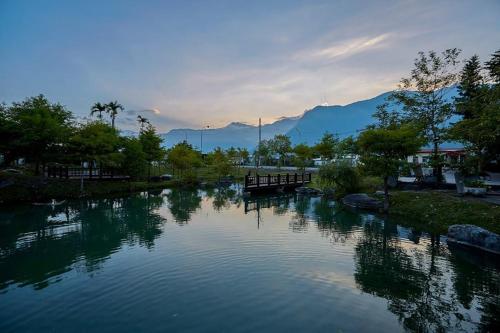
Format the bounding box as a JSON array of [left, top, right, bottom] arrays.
[[139, 124, 165, 178], [167, 142, 202, 181], [90, 102, 107, 120], [318, 161, 360, 198], [106, 101, 124, 129], [314, 132, 337, 161], [269, 134, 291, 168], [450, 52, 500, 172], [238, 147, 249, 165], [337, 136, 358, 157], [454, 55, 484, 120], [7, 95, 73, 174], [293, 143, 312, 171], [391, 49, 461, 184], [255, 140, 271, 166], [70, 121, 121, 167], [0, 103, 20, 166], [121, 137, 147, 179], [485, 49, 500, 83], [357, 125, 424, 212], [207, 147, 232, 181], [137, 115, 150, 131]]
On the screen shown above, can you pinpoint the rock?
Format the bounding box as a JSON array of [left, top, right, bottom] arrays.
[[447, 224, 500, 255], [295, 187, 322, 196], [342, 193, 383, 211]]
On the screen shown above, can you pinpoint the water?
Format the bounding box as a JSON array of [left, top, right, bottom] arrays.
[[0, 187, 499, 332]]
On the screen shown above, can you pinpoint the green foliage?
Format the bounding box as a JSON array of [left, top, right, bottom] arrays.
[[106, 101, 123, 129], [455, 55, 484, 119], [121, 137, 147, 179], [167, 142, 202, 182], [90, 102, 107, 120], [314, 132, 337, 160], [318, 162, 360, 198], [293, 143, 312, 171], [269, 134, 291, 167], [358, 125, 424, 210], [390, 49, 461, 180], [449, 51, 500, 173], [255, 140, 271, 165], [388, 191, 500, 234], [4, 95, 73, 172], [139, 124, 165, 164], [337, 136, 358, 156], [70, 121, 121, 166], [485, 49, 500, 83], [206, 147, 232, 180]]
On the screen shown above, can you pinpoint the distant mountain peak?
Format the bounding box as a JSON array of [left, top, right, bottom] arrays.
[[225, 122, 255, 129], [160, 88, 459, 151]]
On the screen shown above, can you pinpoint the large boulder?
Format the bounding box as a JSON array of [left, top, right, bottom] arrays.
[[295, 187, 322, 196], [342, 193, 383, 211], [447, 224, 500, 255]]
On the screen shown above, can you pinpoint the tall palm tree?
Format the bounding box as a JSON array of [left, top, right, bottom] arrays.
[[137, 115, 150, 131], [106, 101, 124, 129], [90, 102, 106, 120]]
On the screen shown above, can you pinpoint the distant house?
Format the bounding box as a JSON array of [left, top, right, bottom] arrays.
[[407, 148, 466, 166], [313, 154, 359, 167], [313, 158, 329, 166]]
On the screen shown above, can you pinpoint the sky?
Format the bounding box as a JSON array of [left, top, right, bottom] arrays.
[[1, 0, 499, 132]]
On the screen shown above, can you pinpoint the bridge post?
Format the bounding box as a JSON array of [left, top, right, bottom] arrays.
[[257, 174, 260, 186], [65, 166, 69, 179], [277, 174, 280, 185], [267, 174, 271, 186], [244, 175, 248, 188], [294, 173, 297, 183], [286, 173, 289, 184]]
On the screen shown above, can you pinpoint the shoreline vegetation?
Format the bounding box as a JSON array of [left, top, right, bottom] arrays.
[[1, 48, 499, 238], [2, 170, 499, 237]]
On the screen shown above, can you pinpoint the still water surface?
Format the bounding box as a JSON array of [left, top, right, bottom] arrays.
[[1, 188, 499, 332]]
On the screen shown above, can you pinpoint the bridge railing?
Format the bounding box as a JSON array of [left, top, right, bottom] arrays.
[[45, 166, 124, 179], [244, 173, 311, 188]]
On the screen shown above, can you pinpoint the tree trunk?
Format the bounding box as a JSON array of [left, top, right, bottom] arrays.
[[383, 176, 389, 213], [433, 140, 442, 186]]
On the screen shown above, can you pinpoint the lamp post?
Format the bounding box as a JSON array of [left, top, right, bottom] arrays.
[[200, 125, 209, 153]]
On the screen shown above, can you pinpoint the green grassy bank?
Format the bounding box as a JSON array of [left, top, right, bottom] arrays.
[[0, 173, 178, 204], [385, 191, 500, 234]]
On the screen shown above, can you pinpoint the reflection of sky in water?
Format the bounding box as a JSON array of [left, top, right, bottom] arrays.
[[0, 190, 498, 332]]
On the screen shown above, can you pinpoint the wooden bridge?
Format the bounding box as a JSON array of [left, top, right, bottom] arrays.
[[244, 173, 311, 193], [45, 166, 130, 180]]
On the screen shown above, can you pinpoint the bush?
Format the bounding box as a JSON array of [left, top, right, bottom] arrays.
[[318, 162, 360, 198]]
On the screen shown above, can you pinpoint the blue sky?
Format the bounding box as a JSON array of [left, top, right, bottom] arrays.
[[1, 0, 499, 131]]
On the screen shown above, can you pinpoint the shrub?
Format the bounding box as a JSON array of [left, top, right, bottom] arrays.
[[318, 162, 360, 198]]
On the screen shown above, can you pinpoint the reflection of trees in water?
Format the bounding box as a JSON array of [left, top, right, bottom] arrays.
[[166, 188, 202, 224], [313, 198, 364, 243], [289, 195, 310, 232], [207, 187, 240, 212], [354, 220, 500, 332], [0, 192, 166, 291], [448, 246, 500, 332]]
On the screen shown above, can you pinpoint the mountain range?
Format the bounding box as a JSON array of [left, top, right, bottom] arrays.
[[134, 88, 459, 152]]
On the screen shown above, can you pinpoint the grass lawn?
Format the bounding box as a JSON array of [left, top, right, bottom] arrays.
[[387, 190, 500, 234]]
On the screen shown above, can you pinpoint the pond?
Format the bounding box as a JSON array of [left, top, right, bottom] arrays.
[[0, 187, 499, 332]]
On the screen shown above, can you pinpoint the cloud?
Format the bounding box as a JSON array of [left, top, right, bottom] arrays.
[[296, 33, 392, 62]]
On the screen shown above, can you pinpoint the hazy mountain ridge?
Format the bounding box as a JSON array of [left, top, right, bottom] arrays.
[[157, 87, 459, 151]]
